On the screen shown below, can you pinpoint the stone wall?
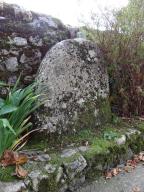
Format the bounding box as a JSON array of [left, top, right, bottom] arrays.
[[0, 2, 71, 96]]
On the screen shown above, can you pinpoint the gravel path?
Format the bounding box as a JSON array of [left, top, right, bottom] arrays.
[[76, 164, 144, 192]]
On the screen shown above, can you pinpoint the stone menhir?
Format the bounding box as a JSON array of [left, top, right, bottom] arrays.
[[36, 38, 111, 133]]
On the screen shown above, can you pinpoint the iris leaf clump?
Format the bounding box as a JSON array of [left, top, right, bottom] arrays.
[[0, 79, 43, 157]]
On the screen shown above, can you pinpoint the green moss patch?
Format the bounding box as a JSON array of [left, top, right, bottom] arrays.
[[38, 175, 58, 192], [0, 166, 16, 182], [24, 119, 133, 153], [134, 121, 144, 132], [72, 98, 112, 131]]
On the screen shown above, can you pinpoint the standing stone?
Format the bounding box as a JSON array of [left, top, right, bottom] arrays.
[[36, 38, 111, 133]]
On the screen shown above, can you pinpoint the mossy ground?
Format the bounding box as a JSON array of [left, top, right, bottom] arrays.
[[23, 118, 144, 156], [22, 119, 144, 168], [1, 119, 144, 182], [133, 119, 144, 132]]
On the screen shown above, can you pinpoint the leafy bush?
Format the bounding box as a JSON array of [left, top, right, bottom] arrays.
[[83, 0, 144, 117], [0, 80, 43, 157]]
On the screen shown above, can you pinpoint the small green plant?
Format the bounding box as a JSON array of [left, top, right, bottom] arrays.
[[0, 79, 44, 157], [103, 131, 118, 141], [111, 113, 121, 124]]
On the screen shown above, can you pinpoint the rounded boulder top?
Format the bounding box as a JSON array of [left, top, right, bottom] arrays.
[[36, 38, 111, 134]]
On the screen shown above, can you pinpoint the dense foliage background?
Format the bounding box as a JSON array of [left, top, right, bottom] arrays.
[[83, 0, 144, 117]]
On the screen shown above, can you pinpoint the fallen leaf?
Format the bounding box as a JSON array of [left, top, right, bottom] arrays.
[[15, 154, 28, 165], [1, 150, 28, 167], [138, 154, 143, 161], [124, 165, 134, 173], [132, 186, 141, 192], [138, 152, 144, 161], [16, 165, 28, 178], [126, 160, 137, 168], [118, 168, 122, 173], [111, 168, 119, 176], [105, 171, 112, 179], [141, 156, 144, 161], [1, 150, 16, 166], [133, 155, 140, 163]]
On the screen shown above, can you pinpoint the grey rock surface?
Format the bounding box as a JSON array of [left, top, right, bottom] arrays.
[[0, 2, 71, 88], [61, 149, 78, 158], [36, 38, 110, 133], [13, 37, 28, 47], [64, 154, 87, 179], [0, 181, 26, 192], [44, 164, 56, 174], [115, 135, 126, 145], [76, 164, 144, 192], [5, 57, 18, 72], [126, 129, 141, 139], [28, 170, 48, 192]]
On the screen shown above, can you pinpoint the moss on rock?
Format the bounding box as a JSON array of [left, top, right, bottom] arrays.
[[73, 98, 111, 132], [38, 175, 58, 192]]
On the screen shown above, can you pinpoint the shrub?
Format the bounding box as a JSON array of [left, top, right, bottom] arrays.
[[0, 79, 43, 157], [83, 0, 144, 117]]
